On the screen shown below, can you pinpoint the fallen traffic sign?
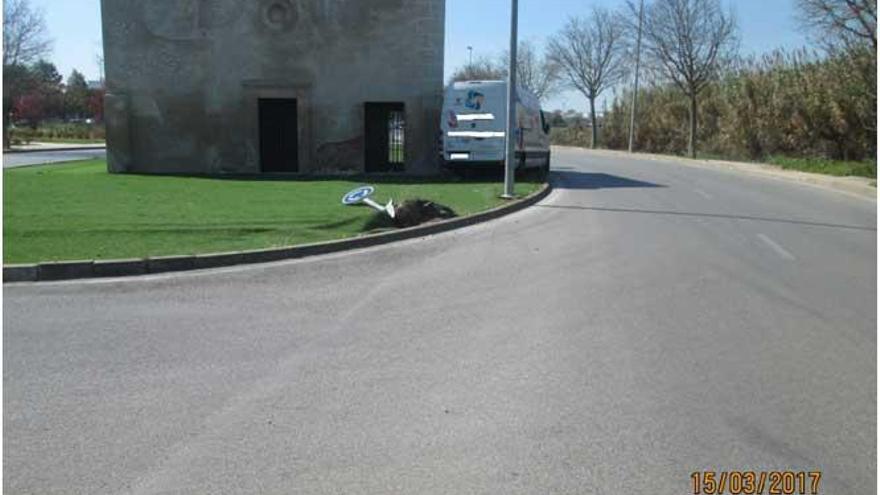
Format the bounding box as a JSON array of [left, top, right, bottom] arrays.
[[341, 186, 396, 219], [342, 186, 375, 205]]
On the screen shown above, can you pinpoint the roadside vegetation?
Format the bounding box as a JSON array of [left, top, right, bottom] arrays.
[[4, 0, 104, 149], [506, 0, 876, 180], [9, 121, 106, 145], [766, 156, 876, 178], [595, 48, 876, 175], [3, 160, 542, 264]]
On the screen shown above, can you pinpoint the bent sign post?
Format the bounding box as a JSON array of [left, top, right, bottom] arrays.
[[342, 186, 396, 219]]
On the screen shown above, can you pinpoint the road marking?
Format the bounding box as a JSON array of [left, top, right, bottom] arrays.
[[694, 188, 713, 199], [757, 234, 796, 260]]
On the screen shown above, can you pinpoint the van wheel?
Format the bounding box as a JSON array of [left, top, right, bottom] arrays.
[[531, 153, 549, 181], [512, 156, 523, 180], [534, 166, 547, 181]]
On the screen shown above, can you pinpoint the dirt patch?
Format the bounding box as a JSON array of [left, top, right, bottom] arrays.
[[365, 199, 457, 230], [394, 199, 457, 228]]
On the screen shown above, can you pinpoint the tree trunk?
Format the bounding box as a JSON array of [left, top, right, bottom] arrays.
[[688, 92, 697, 159], [589, 97, 598, 149], [2, 102, 9, 151]]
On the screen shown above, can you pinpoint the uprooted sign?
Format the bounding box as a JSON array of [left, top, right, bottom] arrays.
[[341, 186, 396, 219]]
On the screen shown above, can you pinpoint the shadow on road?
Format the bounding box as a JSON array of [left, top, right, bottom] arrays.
[[539, 204, 876, 232], [551, 170, 666, 190]]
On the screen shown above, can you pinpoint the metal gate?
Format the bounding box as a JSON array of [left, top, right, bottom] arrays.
[[365, 102, 405, 173]]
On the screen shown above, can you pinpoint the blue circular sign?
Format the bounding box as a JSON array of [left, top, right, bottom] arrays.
[[342, 186, 375, 205]]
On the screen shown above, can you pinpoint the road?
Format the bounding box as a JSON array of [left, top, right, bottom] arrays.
[[3, 148, 106, 168], [4, 147, 876, 494]]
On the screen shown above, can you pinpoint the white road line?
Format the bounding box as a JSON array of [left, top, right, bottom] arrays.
[[693, 188, 713, 199], [757, 234, 796, 261]]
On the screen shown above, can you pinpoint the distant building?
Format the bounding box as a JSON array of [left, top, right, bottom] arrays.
[[100, 0, 446, 175]]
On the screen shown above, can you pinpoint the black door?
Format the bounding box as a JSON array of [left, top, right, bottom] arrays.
[[365, 102, 405, 173], [259, 98, 299, 173]]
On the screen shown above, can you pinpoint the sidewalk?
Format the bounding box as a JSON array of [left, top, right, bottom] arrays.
[[5, 141, 106, 153]]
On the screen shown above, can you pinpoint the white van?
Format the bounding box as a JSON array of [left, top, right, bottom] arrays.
[[440, 80, 551, 175]]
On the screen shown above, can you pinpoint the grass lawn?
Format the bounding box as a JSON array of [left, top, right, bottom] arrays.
[[691, 153, 876, 179], [3, 160, 541, 264], [766, 156, 877, 179]]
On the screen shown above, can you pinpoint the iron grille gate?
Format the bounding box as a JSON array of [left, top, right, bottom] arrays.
[[388, 110, 405, 165], [365, 102, 405, 173]]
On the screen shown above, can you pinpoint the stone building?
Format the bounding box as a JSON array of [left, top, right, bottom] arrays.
[[100, 0, 445, 175]]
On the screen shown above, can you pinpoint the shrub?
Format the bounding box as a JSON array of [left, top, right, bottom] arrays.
[[10, 122, 106, 142], [561, 48, 876, 170]]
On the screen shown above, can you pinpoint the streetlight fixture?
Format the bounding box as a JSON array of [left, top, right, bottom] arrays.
[[502, 0, 518, 199], [628, 0, 645, 154]]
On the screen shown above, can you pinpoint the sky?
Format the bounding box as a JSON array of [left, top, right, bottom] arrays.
[[32, 0, 811, 112]]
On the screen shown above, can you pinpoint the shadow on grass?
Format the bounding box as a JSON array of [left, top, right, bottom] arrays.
[[312, 217, 364, 231], [363, 213, 396, 231], [24, 220, 372, 235], [16, 227, 282, 235]]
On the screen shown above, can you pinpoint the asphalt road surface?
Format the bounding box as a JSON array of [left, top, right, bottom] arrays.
[[4, 147, 876, 494], [3, 148, 106, 168]]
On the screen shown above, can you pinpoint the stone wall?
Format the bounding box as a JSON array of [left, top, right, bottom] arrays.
[[100, 0, 446, 175]]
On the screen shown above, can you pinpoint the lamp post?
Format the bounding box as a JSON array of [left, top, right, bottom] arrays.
[[467, 46, 473, 67], [628, 0, 645, 154], [502, 0, 518, 199]]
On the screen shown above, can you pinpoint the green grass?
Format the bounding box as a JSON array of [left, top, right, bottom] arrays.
[[3, 160, 541, 264], [690, 153, 875, 179], [766, 156, 876, 178]]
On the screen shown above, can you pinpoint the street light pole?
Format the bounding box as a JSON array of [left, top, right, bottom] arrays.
[[502, 0, 518, 199], [628, 0, 645, 154], [467, 46, 473, 67]]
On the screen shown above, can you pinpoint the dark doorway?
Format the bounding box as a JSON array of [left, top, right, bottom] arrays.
[[259, 98, 299, 173], [365, 102, 405, 173]]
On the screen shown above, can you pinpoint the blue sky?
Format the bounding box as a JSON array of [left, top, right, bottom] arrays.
[[33, 0, 810, 112]]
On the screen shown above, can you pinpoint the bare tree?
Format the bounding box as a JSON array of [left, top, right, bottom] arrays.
[[3, 0, 52, 67], [796, 0, 877, 136], [548, 9, 627, 149], [3, 0, 52, 148], [448, 56, 505, 84], [641, 0, 737, 158], [499, 40, 563, 103], [797, 0, 877, 49]]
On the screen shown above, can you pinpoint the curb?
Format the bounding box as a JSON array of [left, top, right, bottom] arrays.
[[4, 183, 552, 283], [4, 145, 106, 154]]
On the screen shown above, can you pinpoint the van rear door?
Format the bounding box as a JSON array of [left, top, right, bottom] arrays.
[[443, 83, 507, 162]]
